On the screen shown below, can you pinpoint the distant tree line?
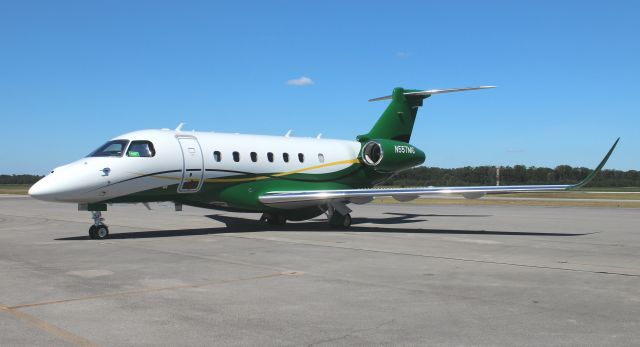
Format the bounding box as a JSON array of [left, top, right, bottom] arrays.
[[384, 165, 640, 188], [0, 174, 43, 184]]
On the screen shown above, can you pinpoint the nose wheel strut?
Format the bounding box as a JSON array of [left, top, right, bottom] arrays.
[[89, 211, 109, 239]]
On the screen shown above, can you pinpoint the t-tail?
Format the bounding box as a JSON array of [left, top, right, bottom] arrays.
[[358, 86, 496, 143]]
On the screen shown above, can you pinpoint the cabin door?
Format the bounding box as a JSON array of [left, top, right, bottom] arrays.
[[177, 137, 204, 193]]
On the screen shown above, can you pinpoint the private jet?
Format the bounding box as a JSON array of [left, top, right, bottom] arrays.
[[29, 86, 619, 239]]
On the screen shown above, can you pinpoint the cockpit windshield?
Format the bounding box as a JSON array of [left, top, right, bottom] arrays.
[[88, 140, 129, 157]]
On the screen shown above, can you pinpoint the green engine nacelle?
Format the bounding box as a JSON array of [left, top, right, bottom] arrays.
[[360, 139, 425, 173]]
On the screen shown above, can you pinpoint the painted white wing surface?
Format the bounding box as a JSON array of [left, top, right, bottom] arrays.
[[260, 138, 619, 208]]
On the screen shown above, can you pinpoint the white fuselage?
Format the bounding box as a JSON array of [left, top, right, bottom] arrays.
[[29, 129, 362, 203]]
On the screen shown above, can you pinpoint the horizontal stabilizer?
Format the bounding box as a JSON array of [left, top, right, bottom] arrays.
[[368, 86, 496, 102]]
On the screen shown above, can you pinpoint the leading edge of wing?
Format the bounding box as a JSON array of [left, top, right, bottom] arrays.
[[259, 138, 620, 206]]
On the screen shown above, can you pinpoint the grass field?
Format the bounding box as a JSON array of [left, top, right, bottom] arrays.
[[373, 186, 640, 208], [2, 184, 639, 207], [577, 186, 640, 192], [0, 184, 31, 195], [495, 191, 640, 200], [374, 197, 640, 208]]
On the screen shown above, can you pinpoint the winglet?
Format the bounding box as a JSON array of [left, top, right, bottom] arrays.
[[569, 137, 620, 190]]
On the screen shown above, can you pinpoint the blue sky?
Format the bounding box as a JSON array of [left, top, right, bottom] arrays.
[[1, 0, 638, 174]]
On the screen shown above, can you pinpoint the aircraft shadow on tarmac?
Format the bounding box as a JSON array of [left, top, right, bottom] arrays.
[[55, 212, 594, 240]]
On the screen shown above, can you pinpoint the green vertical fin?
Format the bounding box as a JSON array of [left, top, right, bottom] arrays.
[[358, 87, 428, 143]]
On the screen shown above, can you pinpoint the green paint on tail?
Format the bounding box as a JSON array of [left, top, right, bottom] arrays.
[[358, 87, 428, 143]]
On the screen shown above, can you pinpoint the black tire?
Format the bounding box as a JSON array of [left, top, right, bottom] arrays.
[[268, 215, 287, 225], [89, 224, 109, 239], [329, 213, 351, 229], [342, 213, 352, 228]]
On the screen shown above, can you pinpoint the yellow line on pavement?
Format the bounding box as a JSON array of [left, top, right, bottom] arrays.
[[1, 304, 98, 347]]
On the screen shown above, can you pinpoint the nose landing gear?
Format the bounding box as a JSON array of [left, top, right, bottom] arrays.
[[78, 204, 110, 240], [88, 211, 109, 239]]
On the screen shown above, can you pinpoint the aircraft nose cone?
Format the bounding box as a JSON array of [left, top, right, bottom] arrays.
[[28, 178, 58, 201]]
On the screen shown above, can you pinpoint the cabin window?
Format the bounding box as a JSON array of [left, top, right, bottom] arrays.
[[88, 140, 129, 157], [318, 153, 325, 163], [213, 151, 221, 162], [127, 141, 155, 157], [233, 151, 240, 162], [250, 152, 258, 162], [283, 153, 289, 163], [298, 153, 305, 163], [267, 152, 274, 162]]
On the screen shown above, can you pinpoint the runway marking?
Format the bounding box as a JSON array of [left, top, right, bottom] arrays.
[[220, 234, 640, 278], [0, 304, 98, 347], [8, 271, 286, 310]]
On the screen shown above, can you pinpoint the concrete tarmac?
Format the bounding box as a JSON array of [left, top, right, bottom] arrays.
[[0, 196, 639, 346]]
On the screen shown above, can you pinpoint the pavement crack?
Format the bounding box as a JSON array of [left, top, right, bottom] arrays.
[[221, 234, 640, 278], [307, 319, 395, 346]]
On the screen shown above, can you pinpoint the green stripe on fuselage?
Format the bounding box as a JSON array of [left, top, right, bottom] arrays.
[[104, 163, 389, 212]]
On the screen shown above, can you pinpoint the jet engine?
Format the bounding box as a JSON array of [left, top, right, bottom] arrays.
[[360, 139, 426, 173]]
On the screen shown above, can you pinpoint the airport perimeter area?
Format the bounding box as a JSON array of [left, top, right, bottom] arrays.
[[1, 196, 639, 346]]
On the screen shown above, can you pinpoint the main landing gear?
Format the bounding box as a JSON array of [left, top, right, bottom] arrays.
[[88, 211, 109, 239], [260, 213, 287, 225], [259, 202, 353, 229], [326, 201, 352, 229], [329, 212, 352, 229]]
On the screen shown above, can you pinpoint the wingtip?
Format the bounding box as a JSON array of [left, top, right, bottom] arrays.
[[570, 137, 620, 189]]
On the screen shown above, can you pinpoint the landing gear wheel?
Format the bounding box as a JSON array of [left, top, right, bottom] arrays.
[[342, 213, 351, 228], [260, 213, 287, 226], [89, 224, 109, 239], [269, 215, 287, 225], [329, 213, 351, 229]]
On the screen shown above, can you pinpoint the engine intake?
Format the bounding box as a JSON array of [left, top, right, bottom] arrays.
[[360, 139, 425, 173]]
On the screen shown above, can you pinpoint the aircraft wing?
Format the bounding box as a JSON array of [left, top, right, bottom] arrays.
[[259, 138, 619, 209]]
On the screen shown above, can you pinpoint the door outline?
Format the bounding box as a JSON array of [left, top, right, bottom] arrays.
[[176, 136, 204, 193]]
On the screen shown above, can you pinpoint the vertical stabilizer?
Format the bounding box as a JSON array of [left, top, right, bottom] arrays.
[[359, 86, 495, 143]]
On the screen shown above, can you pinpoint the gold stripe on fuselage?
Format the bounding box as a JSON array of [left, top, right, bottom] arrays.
[[131, 158, 361, 183], [205, 158, 360, 183]]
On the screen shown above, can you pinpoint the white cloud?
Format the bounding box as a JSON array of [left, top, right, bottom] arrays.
[[286, 76, 314, 86]]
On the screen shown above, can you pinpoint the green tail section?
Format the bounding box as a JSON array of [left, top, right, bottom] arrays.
[[358, 87, 428, 143]]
